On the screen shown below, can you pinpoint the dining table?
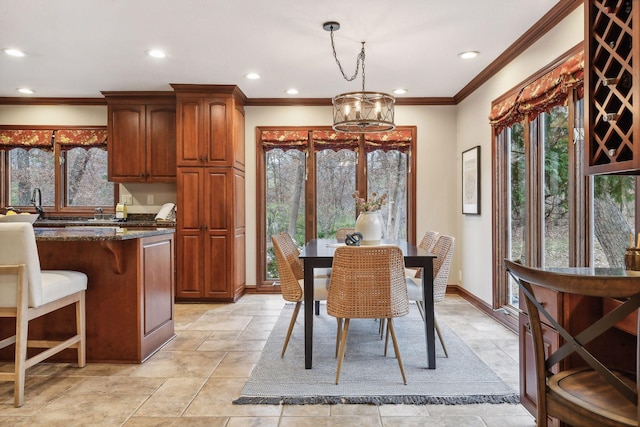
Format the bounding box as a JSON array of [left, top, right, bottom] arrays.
[[299, 239, 437, 369]]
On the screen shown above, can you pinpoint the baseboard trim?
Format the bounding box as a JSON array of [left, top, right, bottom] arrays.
[[447, 286, 518, 333]]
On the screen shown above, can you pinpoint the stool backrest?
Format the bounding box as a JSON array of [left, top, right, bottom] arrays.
[[0, 223, 42, 307]]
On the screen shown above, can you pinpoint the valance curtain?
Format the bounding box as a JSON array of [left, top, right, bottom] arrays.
[[55, 129, 107, 150], [489, 50, 584, 133], [260, 130, 308, 152], [0, 130, 54, 150], [0, 129, 107, 151], [261, 128, 413, 153]]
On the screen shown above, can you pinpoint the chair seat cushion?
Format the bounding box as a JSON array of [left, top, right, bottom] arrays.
[[548, 368, 637, 426], [298, 277, 329, 301], [406, 277, 423, 301], [40, 270, 87, 306]]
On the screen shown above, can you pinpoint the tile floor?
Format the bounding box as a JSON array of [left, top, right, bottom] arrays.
[[0, 294, 535, 426]]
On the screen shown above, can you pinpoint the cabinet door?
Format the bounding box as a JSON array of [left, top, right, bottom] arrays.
[[176, 168, 205, 298], [203, 97, 231, 166], [176, 98, 204, 166], [108, 105, 146, 181], [146, 104, 176, 182]]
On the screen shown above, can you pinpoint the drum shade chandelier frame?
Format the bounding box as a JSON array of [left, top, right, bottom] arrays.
[[323, 21, 396, 133]]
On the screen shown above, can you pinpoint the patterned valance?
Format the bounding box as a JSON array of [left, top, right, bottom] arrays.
[[0, 130, 54, 150], [311, 131, 359, 152], [0, 128, 107, 151], [364, 130, 413, 153], [55, 129, 107, 149], [261, 129, 308, 152], [489, 50, 584, 133]]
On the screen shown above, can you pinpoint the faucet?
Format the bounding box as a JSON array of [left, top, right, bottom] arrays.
[[31, 188, 44, 218]]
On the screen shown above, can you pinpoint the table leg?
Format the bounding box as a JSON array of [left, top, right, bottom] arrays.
[[422, 259, 436, 369], [303, 259, 314, 369]]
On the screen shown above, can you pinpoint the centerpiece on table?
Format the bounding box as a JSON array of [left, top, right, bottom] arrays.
[[352, 191, 387, 245]]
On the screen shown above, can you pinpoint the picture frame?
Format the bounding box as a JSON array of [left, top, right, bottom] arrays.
[[462, 146, 480, 215]]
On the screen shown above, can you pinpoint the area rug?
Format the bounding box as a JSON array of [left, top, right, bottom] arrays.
[[233, 303, 519, 405]]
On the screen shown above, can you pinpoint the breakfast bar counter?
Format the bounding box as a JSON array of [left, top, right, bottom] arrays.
[[1, 227, 176, 363]]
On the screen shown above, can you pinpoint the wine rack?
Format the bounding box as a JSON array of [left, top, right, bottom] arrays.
[[585, 0, 640, 174]]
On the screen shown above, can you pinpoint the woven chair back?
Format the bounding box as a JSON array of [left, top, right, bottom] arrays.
[[432, 235, 455, 303], [277, 232, 304, 280], [414, 231, 439, 279], [272, 234, 303, 302], [327, 245, 409, 319], [336, 228, 356, 240]]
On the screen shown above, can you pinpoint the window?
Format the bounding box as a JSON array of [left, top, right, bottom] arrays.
[[257, 126, 416, 288], [492, 47, 588, 313], [1, 128, 114, 214]]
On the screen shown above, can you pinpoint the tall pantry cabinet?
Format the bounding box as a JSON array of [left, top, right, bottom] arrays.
[[172, 84, 246, 301]]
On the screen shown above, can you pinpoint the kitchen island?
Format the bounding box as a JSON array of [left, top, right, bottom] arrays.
[[1, 227, 176, 363]]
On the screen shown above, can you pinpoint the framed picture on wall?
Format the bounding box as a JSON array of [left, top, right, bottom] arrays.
[[462, 146, 480, 215]]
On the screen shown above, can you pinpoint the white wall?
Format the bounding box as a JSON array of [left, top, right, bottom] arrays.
[[244, 104, 458, 286], [455, 5, 584, 303]]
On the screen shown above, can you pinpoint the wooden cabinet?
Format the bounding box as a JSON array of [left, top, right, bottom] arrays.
[[175, 91, 245, 169], [103, 92, 176, 182], [172, 85, 246, 302], [585, 0, 640, 174]]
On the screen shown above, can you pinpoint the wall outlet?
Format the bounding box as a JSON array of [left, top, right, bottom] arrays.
[[458, 270, 462, 282], [122, 195, 133, 205], [147, 195, 154, 205]]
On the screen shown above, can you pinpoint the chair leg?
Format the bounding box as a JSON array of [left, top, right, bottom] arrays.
[[335, 318, 343, 358], [76, 293, 86, 367], [315, 300, 320, 315], [416, 300, 425, 321], [14, 308, 28, 407], [434, 315, 448, 358], [387, 318, 407, 385], [384, 321, 390, 356], [282, 302, 302, 357], [335, 319, 350, 384]]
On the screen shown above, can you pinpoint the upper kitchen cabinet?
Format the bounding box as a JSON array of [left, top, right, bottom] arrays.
[[172, 84, 246, 169], [585, 0, 640, 174], [103, 92, 177, 182]]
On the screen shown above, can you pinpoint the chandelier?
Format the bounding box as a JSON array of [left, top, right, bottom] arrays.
[[323, 21, 396, 133]]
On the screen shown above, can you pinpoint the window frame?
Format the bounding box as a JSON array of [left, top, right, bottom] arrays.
[[256, 125, 417, 290], [0, 125, 116, 216]]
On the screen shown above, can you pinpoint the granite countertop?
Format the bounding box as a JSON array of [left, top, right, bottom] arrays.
[[34, 214, 175, 228], [34, 227, 175, 241]]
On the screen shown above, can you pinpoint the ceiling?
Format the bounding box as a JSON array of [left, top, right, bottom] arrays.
[[1, 0, 564, 100]]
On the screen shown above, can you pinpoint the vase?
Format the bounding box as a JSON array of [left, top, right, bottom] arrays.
[[355, 212, 383, 245]]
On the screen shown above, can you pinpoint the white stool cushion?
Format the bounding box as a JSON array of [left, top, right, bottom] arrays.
[[40, 271, 87, 306], [298, 277, 330, 301]]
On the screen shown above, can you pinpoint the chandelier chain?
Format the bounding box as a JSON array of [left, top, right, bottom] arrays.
[[329, 27, 366, 92]]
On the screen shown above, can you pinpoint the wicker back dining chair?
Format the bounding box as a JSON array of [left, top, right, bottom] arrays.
[[272, 234, 329, 357], [335, 228, 356, 240], [407, 234, 455, 357], [406, 230, 439, 278], [505, 259, 639, 427], [327, 245, 410, 384]]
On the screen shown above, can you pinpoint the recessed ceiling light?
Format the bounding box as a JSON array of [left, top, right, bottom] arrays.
[[146, 49, 166, 58], [458, 51, 479, 59], [3, 48, 26, 57], [286, 88, 299, 95], [17, 88, 34, 94], [245, 73, 261, 80], [393, 88, 408, 95]]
